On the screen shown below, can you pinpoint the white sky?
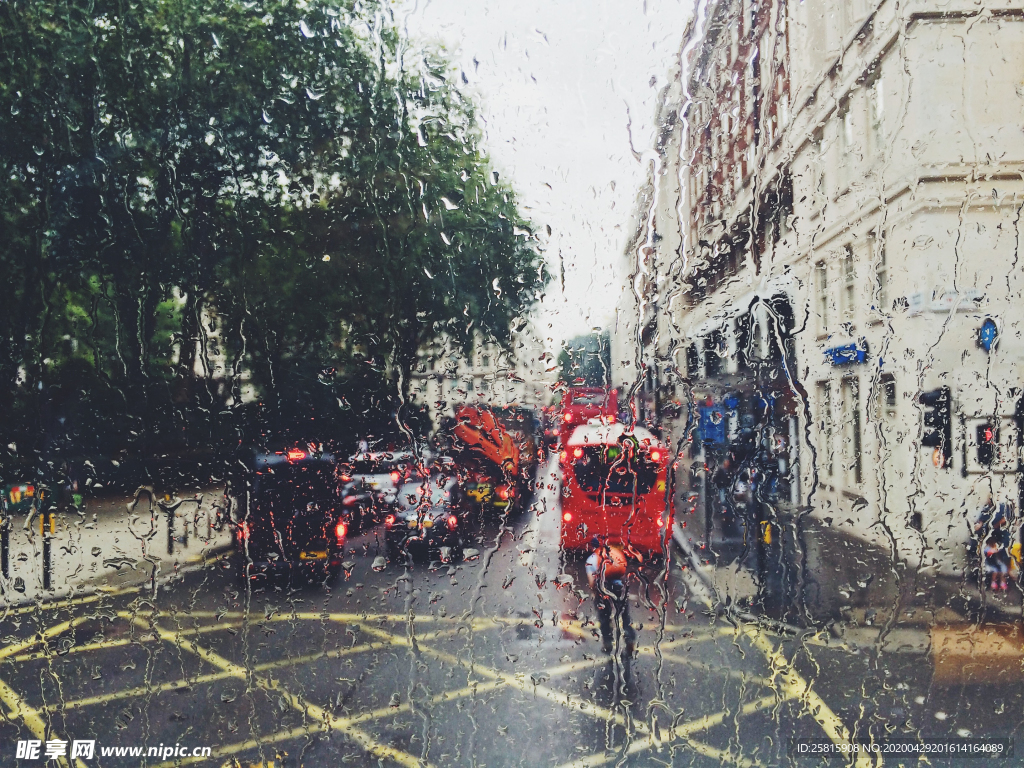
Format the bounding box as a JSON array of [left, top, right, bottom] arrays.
[[394, 0, 693, 347]]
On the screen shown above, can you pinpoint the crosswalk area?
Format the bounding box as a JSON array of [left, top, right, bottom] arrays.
[[0, 596, 854, 768]]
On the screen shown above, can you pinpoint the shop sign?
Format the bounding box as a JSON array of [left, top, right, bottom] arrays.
[[907, 288, 982, 317], [824, 339, 868, 366]]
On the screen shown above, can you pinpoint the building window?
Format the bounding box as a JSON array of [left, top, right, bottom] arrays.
[[841, 245, 855, 322], [815, 261, 829, 334], [685, 345, 700, 378], [837, 99, 854, 191], [842, 378, 862, 485], [869, 73, 884, 157], [812, 129, 827, 206], [871, 231, 887, 315], [481, 354, 490, 369], [704, 330, 723, 377], [817, 381, 834, 478], [878, 373, 897, 420]]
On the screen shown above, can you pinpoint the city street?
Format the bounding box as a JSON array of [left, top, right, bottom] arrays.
[[0, 458, 1019, 767], [5, 0, 1024, 764]]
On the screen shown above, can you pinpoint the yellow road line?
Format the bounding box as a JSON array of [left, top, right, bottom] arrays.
[[50, 636, 398, 712], [134, 618, 431, 768], [0, 616, 94, 662], [8, 636, 137, 664], [737, 627, 872, 768], [555, 694, 778, 768], [675, 559, 870, 768], [151, 679, 506, 768], [0, 675, 86, 768], [356, 620, 638, 733], [657, 652, 773, 687], [0, 592, 109, 617]]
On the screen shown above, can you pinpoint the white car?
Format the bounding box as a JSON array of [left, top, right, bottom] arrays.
[[346, 451, 420, 507]]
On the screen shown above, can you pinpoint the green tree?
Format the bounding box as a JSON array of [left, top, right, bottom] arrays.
[[0, 0, 545, 461]]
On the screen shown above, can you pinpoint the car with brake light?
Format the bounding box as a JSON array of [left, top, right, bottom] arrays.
[[559, 423, 670, 558], [229, 446, 348, 583], [384, 474, 464, 562], [346, 451, 422, 512]]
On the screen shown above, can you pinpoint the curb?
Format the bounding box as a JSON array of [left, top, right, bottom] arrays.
[[0, 545, 233, 613], [672, 523, 814, 637]]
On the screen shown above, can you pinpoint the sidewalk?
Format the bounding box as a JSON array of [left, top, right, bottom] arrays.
[[673, 507, 1022, 631], [0, 488, 232, 606]]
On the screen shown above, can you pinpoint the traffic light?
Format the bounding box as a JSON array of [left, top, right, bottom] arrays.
[[976, 423, 996, 467], [920, 387, 952, 467]]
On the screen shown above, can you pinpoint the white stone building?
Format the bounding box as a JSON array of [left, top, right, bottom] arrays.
[[408, 324, 555, 429], [615, 0, 1024, 575]]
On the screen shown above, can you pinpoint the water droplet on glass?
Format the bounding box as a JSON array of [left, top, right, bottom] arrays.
[[299, 20, 314, 38]]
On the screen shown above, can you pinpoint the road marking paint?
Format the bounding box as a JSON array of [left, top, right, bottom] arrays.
[[0, 616, 93, 661], [134, 618, 432, 768], [0, 674, 86, 768], [9, 636, 137, 663], [554, 694, 778, 768], [673, 547, 871, 768], [737, 626, 872, 768], [0, 592, 108, 617], [152, 678, 508, 768], [656, 652, 773, 687], [54, 670, 234, 711], [51, 636, 404, 712], [356, 620, 638, 732]]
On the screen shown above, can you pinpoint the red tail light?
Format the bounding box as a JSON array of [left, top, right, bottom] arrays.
[[340, 474, 351, 482], [335, 521, 347, 542], [390, 471, 400, 482], [563, 512, 572, 522], [343, 495, 358, 506], [496, 485, 510, 500], [286, 449, 306, 461], [385, 514, 396, 528], [649, 450, 662, 462], [559, 451, 567, 463], [446, 515, 458, 530], [656, 516, 664, 527], [572, 447, 583, 459], [563, 413, 572, 423]]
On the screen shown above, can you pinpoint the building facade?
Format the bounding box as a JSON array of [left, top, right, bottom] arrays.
[[615, 0, 1024, 576], [409, 326, 554, 429]]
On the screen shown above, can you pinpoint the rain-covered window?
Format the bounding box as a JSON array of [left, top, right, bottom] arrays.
[[2, 0, 1022, 765]]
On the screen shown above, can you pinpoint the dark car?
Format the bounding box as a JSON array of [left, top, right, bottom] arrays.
[[337, 477, 376, 532], [384, 475, 464, 562], [229, 446, 348, 584]]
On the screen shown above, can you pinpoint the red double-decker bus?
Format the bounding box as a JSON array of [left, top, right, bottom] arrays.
[[555, 387, 617, 447]]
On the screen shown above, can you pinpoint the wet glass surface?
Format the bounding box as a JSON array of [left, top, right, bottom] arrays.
[[1, 0, 1023, 765]]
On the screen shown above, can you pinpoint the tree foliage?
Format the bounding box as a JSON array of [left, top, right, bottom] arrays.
[[0, 0, 545, 462]]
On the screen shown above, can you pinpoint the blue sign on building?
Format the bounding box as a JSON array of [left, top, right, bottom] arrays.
[[824, 338, 869, 366], [698, 405, 727, 444], [978, 317, 998, 352]]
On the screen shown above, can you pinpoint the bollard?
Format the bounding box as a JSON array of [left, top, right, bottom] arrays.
[[41, 504, 53, 590], [1, 510, 8, 578], [167, 504, 175, 556]]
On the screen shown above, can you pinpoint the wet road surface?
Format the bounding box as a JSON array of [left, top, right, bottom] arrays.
[[0, 457, 1020, 767]]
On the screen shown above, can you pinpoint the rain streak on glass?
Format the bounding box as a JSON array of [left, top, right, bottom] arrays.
[[0, 0, 1022, 765]]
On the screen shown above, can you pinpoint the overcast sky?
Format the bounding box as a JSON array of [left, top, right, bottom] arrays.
[[394, 0, 693, 347]]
